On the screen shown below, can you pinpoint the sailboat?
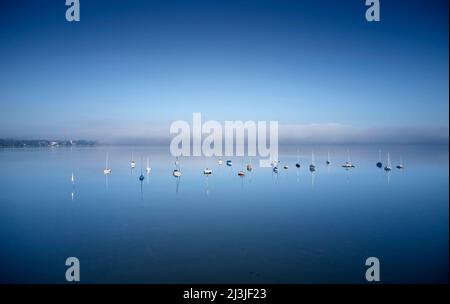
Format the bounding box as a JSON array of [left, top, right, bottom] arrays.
[[173, 156, 182, 177], [396, 156, 404, 169], [204, 158, 212, 175], [295, 149, 300, 168], [246, 158, 253, 172], [326, 150, 331, 165], [139, 159, 145, 200], [139, 158, 145, 181], [130, 152, 136, 169], [309, 151, 316, 172], [203, 168, 212, 175], [103, 152, 112, 175], [146, 157, 151, 173], [384, 153, 392, 171], [271, 159, 279, 173], [376, 150, 383, 168], [238, 157, 245, 176], [70, 171, 75, 201], [203, 157, 213, 175], [342, 149, 355, 169]]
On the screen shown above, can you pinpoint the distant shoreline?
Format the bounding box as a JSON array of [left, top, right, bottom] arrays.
[[0, 139, 97, 148], [0, 139, 448, 149]]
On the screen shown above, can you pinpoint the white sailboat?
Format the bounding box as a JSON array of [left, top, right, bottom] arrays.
[[396, 156, 404, 169], [342, 149, 355, 169], [238, 157, 245, 176], [173, 156, 182, 177], [71, 171, 75, 201], [246, 158, 253, 172], [203, 157, 212, 175], [203, 167, 212, 175], [309, 151, 316, 172], [384, 152, 392, 171], [146, 157, 151, 173], [130, 152, 136, 169], [103, 152, 111, 175]]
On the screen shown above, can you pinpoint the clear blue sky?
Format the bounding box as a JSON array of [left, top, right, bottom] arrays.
[[0, 0, 448, 141]]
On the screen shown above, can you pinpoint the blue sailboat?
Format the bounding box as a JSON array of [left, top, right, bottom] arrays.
[[139, 157, 145, 181], [376, 150, 383, 168]]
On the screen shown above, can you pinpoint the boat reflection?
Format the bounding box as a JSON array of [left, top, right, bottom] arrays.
[[175, 176, 181, 194]]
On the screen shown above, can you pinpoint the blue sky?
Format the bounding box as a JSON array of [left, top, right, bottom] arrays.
[[0, 0, 448, 142]]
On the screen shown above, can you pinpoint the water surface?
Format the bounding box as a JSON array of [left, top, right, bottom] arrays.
[[0, 145, 448, 283]]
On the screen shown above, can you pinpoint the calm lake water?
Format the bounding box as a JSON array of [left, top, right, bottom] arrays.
[[0, 145, 448, 283]]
